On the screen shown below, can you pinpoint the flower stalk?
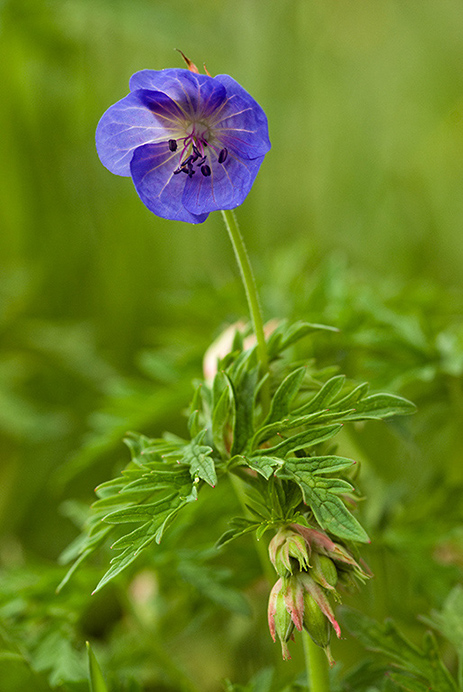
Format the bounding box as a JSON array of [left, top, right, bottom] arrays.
[[221, 208, 270, 413], [303, 630, 331, 692]]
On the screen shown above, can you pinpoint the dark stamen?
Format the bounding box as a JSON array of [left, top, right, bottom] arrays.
[[218, 148, 228, 164], [201, 165, 211, 177], [192, 145, 201, 159], [168, 139, 178, 152]]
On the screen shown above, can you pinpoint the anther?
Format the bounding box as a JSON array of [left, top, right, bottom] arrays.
[[218, 148, 228, 164], [201, 165, 211, 177], [192, 145, 201, 159], [168, 139, 178, 152]]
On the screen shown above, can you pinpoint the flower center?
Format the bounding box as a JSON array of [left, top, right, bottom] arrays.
[[169, 124, 228, 179]]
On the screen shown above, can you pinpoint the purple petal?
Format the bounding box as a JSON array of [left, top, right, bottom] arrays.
[[129, 69, 226, 120], [130, 142, 208, 223], [182, 151, 265, 215], [212, 74, 271, 159], [96, 89, 186, 176]]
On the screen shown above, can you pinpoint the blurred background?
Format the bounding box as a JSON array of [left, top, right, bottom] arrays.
[[1, 0, 462, 689]]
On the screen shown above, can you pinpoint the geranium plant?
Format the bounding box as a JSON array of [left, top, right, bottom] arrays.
[[53, 54, 462, 692]]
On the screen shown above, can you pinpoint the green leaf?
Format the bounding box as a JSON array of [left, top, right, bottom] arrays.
[[263, 423, 342, 458], [104, 494, 179, 524], [343, 393, 417, 420], [267, 320, 338, 357], [287, 454, 357, 475], [230, 361, 260, 455], [86, 641, 108, 692], [187, 408, 202, 438], [246, 455, 284, 479], [121, 467, 192, 494], [251, 409, 329, 449], [331, 382, 370, 410], [276, 457, 369, 542], [303, 478, 367, 542], [56, 547, 95, 593], [182, 430, 217, 487], [189, 381, 203, 418], [342, 609, 458, 692], [216, 517, 263, 548], [60, 431, 201, 591], [212, 378, 234, 458], [264, 366, 307, 425], [294, 375, 346, 415]]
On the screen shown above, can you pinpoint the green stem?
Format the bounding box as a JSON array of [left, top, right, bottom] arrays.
[[302, 631, 331, 692], [221, 209, 270, 412]]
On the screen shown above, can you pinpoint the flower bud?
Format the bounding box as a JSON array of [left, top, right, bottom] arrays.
[[311, 553, 338, 590], [291, 523, 372, 586], [267, 579, 294, 660], [269, 527, 310, 577], [303, 591, 331, 649], [283, 575, 305, 632]]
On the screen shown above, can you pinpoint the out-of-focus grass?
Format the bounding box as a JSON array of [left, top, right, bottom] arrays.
[[0, 3, 462, 685]]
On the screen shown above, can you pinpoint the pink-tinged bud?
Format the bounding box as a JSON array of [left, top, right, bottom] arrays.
[[300, 573, 341, 639], [267, 578, 294, 660], [291, 524, 345, 558], [283, 575, 305, 632], [290, 523, 372, 585], [269, 527, 310, 576]]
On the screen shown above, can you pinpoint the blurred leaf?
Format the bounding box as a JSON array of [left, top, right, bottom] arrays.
[[223, 667, 274, 692], [178, 557, 251, 616], [420, 584, 463, 689], [86, 641, 108, 692], [33, 630, 87, 687], [342, 609, 458, 692]]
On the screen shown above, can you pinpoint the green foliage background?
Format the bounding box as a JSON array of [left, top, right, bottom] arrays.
[[0, 0, 462, 690]]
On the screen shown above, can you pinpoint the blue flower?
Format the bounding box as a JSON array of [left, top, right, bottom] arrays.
[[96, 67, 271, 223]]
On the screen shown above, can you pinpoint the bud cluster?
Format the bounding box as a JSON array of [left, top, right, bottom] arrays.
[[267, 524, 370, 662]]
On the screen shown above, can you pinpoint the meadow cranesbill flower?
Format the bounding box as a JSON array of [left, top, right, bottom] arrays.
[[96, 63, 271, 223]]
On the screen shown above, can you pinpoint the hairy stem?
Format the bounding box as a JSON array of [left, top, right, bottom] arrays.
[[221, 209, 270, 413], [302, 631, 331, 692]]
